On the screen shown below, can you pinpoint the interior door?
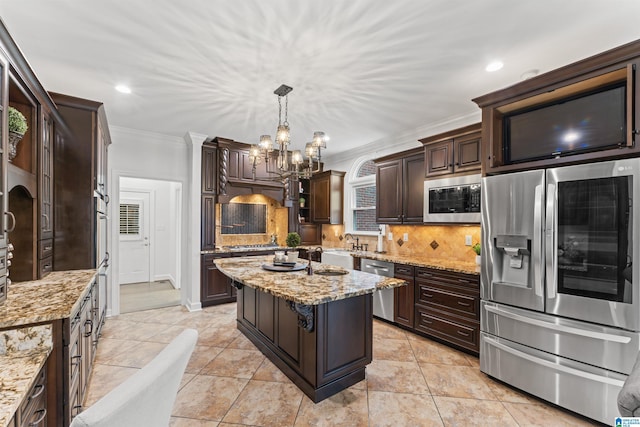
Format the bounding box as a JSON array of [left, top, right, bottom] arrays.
[[119, 192, 150, 284]]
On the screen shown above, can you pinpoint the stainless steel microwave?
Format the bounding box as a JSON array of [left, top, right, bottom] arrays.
[[423, 174, 481, 223]]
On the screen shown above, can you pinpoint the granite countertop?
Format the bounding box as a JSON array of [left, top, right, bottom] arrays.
[[201, 245, 286, 255], [0, 324, 53, 427], [351, 251, 480, 276], [0, 269, 97, 330], [215, 255, 406, 306]]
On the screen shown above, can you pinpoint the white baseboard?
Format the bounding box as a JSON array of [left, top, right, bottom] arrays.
[[185, 298, 202, 312], [154, 274, 178, 288]]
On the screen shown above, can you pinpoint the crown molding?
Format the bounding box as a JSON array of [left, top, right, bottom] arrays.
[[322, 110, 480, 166], [109, 125, 186, 146]]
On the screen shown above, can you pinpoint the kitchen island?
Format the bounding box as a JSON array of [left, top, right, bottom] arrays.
[[215, 255, 406, 402]]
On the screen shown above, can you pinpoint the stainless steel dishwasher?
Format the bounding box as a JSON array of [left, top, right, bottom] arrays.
[[360, 258, 394, 322]]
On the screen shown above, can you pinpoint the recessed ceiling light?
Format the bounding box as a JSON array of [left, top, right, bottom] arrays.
[[485, 61, 504, 72], [115, 84, 131, 94]]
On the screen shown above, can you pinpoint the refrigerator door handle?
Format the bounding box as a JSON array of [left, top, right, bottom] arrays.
[[545, 184, 556, 299], [533, 184, 543, 297]]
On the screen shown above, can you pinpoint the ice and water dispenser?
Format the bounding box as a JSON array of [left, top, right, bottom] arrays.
[[493, 235, 532, 285]]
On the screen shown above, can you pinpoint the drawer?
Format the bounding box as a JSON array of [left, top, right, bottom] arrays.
[[416, 283, 479, 320], [415, 267, 478, 290], [69, 376, 83, 421], [39, 239, 53, 259], [39, 256, 53, 277], [394, 263, 415, 279], [415, 306, 479, 353], [19, 367, 46, 427], [0, 275, 6, 302], [68, 314, 82, 386], [0, 247, 7, 276]]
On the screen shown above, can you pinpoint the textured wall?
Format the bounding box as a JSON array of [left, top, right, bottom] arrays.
[[321, 224, 481, 263]]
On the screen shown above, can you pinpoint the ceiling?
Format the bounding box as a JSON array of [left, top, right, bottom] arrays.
[[1, 0, 639, 158]]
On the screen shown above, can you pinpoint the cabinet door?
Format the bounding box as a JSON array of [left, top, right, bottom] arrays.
[[201, 195, 216, 250], [402, 154, 425, 223], [299, 223, 321, 245], [310, 174, 330, 223], [375, 160, 403, 224], [393, 264, 415, 328], [454, 132, 481, 173], [201, 145, 217, 193], [201, 254, 235, 306], [39, 113, 53, 240], [425, 140, 454, 177]]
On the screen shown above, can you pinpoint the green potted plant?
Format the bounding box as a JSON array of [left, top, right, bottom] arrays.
[[472, 243, 481, 265], [8, 106, 28, 161], [286, 232, 301, 261], [299, 196, 306, 208]]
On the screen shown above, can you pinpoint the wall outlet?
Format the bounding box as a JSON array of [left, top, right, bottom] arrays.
[[387, 232, 393, 241], [403, 233, 409, 242], [465, 235, 472, 246]]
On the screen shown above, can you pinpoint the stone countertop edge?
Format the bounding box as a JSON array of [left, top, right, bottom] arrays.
[[0, 269, 97, 330], [0, 324, 53, 427], [215, 256, 406, 306]]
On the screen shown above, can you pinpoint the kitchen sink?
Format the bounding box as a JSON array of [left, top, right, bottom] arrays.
[[314, 268, 349, 276]]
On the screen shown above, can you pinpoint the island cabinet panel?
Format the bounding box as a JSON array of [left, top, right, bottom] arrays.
[[236, 286, 372, 403]]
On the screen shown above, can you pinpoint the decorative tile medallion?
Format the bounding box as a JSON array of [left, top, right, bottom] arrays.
[[397, 238, 404, 247], [430, 240, 439, 250]]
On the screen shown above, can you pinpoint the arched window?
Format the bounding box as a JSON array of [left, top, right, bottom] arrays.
[[346, 158, 378, 234]]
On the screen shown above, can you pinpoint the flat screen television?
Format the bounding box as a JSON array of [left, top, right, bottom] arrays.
[[503, 84, 626, 164]]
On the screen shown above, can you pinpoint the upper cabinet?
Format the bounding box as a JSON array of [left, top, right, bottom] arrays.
[[420, 123, 481, 178], [374, 148, 424, 224], [310, 170, 345, 224], [473, 40, 640, 175]]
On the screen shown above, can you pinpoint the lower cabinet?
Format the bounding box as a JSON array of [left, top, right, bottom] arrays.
[[393, 264, 415, 328], [16, 363, 47, 427], [201, 250, 276, 307], [413, 267, 480, 354], [201, 254, 234, 307], [65, 279, 99, 423]]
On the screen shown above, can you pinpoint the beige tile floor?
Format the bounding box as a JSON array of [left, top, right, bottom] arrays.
[[85, 303, 602, 426]]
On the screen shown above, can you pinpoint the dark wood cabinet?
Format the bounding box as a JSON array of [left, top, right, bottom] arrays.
[[201, 250, 277, 306], [16, 361, 47, 427], [374, 148, 424, 224], [299, 223, 321, 245], [413, 267, 480, 354], [393, 263, 415, 328], [420, 123, 481, 178], [50, 93, 111, 271], [310, 170, 345, 224], [237, 284, 372, 402], [473, 43, 640, 175], [201, 143, 217, 250], [201, 253, 234, 306]]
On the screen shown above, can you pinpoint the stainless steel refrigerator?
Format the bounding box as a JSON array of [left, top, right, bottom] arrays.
[[480, 158, 640, 424]]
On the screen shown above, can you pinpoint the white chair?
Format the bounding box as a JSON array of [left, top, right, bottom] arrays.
[[70, 328, 198, 427]]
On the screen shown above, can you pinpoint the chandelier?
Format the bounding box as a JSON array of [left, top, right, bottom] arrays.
[[249, 84, 327, 180]]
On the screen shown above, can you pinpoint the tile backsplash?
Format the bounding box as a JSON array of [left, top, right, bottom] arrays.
[[321, 224, 481, 263]]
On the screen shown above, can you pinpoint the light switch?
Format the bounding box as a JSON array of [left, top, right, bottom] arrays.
[[387, 232, 393, 241], [465, 235, 472, 246], [403, 233, 409, 242]]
